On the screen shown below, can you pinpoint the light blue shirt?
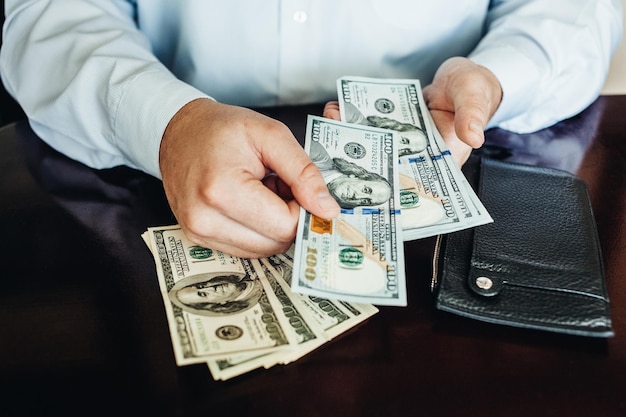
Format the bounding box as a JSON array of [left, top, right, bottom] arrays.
[[1, 0, 622, 178]]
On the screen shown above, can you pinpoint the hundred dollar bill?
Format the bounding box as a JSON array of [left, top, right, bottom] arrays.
[[207, 252, 380, 380], [147, 225, 296, 365], [207, 257, 328, 380], [268, 253, 379, 340], [292, 115, 406, 306], [254, 258, 327, 362], [337, 76, 492, 240], [422, 109, 495, 232], [206, 351, 274, 381]]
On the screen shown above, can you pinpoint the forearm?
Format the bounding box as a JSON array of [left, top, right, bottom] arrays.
[[0, 0, 207, 177], [470, 0, 622, 133]]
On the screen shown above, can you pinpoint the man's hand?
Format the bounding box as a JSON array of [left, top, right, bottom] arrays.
[[159, 98, 340, 258], [423, 57, 502, 166], [323, 101, 341, 120], [324, 58, 501, 167]]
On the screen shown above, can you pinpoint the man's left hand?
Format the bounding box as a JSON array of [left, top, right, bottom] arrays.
[[423, 57, 502, 166]]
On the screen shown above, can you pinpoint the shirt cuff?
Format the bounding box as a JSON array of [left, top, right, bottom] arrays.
[[113, 67, 211, 178], [469, 43, 543, 132]]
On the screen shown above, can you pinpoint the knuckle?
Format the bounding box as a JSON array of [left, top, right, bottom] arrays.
[[298, 160, 323, 183], [273, 225, 296, 244], [255, 116, 290, 137], [197, 180, 230, 210], [183, 216, 216, 242]]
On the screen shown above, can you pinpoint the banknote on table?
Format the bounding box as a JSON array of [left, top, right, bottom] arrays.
[[206, 256, 328, 380], [337, 76, 492, 241], [146, 225, 298, 366], [142, 230, 379, 380], [207, 252, 379, 380], [275, 250, 379, 339], [292, 115, 406, 306]]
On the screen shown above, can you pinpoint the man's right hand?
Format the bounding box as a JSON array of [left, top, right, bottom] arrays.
[[159, 98, 340, 258]]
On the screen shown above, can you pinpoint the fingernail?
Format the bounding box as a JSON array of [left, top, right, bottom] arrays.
[[318, 191, 340, 216]]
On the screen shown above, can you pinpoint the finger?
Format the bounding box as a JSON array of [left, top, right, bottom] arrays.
[[445, 135, 473, 167], [451, 66, 502, 150], [262, 173, 294, 202], [422, 84, 434, 105], [430, 109, 472, 167], [209, 168, 302, 244], [181, 175, 300, 256], [182, 209, 293, 258], [323, 101, 341, 120], [257, 129, 341, 220], [452, 98, 488, 149], [429, 109, 455, 141]]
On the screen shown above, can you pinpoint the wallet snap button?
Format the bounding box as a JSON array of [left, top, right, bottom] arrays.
[[475, 277, 493, 290], [468, 274, 502, 297]]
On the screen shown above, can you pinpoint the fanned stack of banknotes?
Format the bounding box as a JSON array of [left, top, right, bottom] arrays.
[[143, 77, 492, 380]]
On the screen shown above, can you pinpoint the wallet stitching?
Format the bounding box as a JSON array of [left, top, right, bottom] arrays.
[[502, 282, 610, 302]]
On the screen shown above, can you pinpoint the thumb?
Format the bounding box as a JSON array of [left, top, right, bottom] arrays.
[[261, 134, 340, 220], [452, 66, 502, 149], [290, 160, 342, 219], [452, 97, 490, 149]]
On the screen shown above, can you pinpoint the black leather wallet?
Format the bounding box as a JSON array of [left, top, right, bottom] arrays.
[[433, 156, 614, 337]]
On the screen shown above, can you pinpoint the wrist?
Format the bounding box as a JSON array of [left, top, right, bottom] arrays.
[[160, 98, 216, 175]]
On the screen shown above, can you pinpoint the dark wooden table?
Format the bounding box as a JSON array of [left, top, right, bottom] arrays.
[[1, 96, 625, 417]]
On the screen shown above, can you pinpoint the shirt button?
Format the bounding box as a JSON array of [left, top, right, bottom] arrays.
[[293, 11, 308, 23]]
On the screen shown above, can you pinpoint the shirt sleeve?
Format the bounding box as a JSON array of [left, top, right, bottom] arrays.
[[0, 0, 209, 178], [469, 0, 623, 133]]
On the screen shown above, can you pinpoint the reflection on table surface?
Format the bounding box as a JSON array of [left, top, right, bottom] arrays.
[[0, 96, 625, 417]]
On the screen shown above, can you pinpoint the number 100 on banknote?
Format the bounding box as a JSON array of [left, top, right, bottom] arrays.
[[292, 116, 407, 306]]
